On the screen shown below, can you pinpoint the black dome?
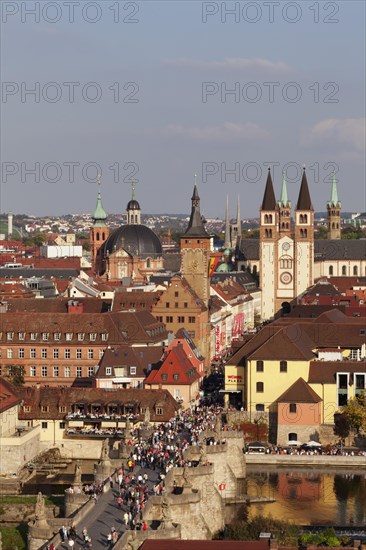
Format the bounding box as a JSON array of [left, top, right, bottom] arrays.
[[127, 199, 141, 210], [101, 224, 162, 258]]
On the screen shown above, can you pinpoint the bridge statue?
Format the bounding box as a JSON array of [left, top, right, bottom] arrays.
[[144, 407, 150, 425], [100, 438, 109, 461]]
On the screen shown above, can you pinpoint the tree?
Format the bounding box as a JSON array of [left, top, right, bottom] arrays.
[[342, 394, 366, 433]]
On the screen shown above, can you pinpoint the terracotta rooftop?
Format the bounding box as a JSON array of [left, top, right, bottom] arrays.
[[277, 377, 322, 403], [145, 344, 200, 386], [308, 361, 366, 384], [0, 377, 20, 413]]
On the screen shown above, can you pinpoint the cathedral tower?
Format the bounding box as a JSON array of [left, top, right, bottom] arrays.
[[90, 175, 109, 267], [294, 167, 314, 298], [259, 168, 279, 319], [327, 174, 341, 239], [278, 173, 291, 236]]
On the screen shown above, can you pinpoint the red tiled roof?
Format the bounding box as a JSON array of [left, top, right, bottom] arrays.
[[139, 541, 269, 550], [277, 377, 322, 403], [308, 361, 366, 384], [145, 344, 200, 386], [0, 377, 20, 413]]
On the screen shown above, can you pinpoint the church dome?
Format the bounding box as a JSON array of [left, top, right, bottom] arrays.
[[127, 199, 141, 211], [100, 224, 162, 258]]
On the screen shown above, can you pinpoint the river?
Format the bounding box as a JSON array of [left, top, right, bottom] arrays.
[[246, 466, 366, 526]]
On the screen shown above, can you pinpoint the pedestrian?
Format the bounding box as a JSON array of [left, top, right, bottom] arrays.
[[107, 532, 113, 548], [112, 530, 119, 544], [123, 511, 129, 526], [142, 521, 148, 531]]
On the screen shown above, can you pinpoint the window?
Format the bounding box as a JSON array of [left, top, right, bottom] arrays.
[[166, 316, 173, 323], [162, 373, 168, 381], [288, 432, 297, 442], [77, 333, 85, 341], [59, 406, 66, 413], [156, 407, 163, 415], [99, 349, 104, 359], [66, 332, 73, 341], [7, 332, 14, 341], [353, 266, 358, 276], [342, 265, 347, 276], [178, 316, 185, 323], [64, 349, 71, 359], [41, 348, 48, 359], [280, 361, 287, 373], [64, 366, 71, 377], [106, 367, 112, 375], [53, 348, 59, 359], [157, 316, 163, 322], [174, 291, 179, 297], [101, 333, 108, 341], [90, 333, 97, 341], [42, 332, 49, 341], [53, 366, 59, 377], [130, 366, 137, 375], [289, 403, 297, 413], [30, 366, 36, 377], [59, 422, 66, 429], [76, 349, 82, 359], [256, 382, 264, 393], [166, 302, 170, 308], [173, 373, 179, 381], [30, 332, 37, 340], [184, 302, 188, 308], [188, 316, 196, 323], [88, 366, 94, 377], [188, 331, 196, 339], [76, 367, 82, 377], [23, 405, 31, 412], [7, 348, 13, 359], [18, 332, 25, 341], [329, 265, 334, 276], [256, 404, 265, 412], [88, 349, 94, 359], [256, 361, 264, 372], [30, 348, 36, 358], [41, 366, 48, 377], [54, 332, 61, 341], [41, 422, 48, 429]]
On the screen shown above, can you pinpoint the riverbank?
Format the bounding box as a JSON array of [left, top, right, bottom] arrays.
[[245, 454, 366, 468]]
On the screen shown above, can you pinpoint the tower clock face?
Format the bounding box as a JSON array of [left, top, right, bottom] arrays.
[[280, 271, 292, 284], [282, 242, 290, 251]]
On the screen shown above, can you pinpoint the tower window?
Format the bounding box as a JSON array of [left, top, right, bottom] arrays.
[[342, 266, 347, 275], [353, 266, 358, 276], [96, 232, 100, 240], [329, 265, 334, 275]]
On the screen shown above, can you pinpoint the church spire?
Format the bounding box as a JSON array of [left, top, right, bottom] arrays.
[[296, 167, 313, 210], [184, 177, 209, 238], [224, 195, 231, 248], [327, 173, 341, 207], [236, 194, 241, 239], [92, 174, 108, 226], [261, 168, 276, 210], [278, 173, 290, 207]]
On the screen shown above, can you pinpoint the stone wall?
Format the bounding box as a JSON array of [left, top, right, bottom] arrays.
[[0, 426, 40, 475]]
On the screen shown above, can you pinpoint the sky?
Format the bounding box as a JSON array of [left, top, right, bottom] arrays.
[[1, 0, 365, 218]]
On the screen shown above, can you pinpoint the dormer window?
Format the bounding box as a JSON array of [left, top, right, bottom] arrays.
[[101, 333, 108, 341], [77, 333, 85, 341], [41, 405, 49, 412], [162, 373, 168, 381], [30, 332, 37, 341], [18, 332, 25, 340], [90, 333, 97, 341], [42, 332, 49, 341], [106, 367, 112, 375], [66, 333, 73, 341], [54, 332, 61, 341], [156, 407, 163, 415], [7, 332, 14, 341]]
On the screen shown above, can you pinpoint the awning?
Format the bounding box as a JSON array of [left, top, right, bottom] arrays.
[[101, 421, 117, 428], [219, 389, 241, 393], [68, 421, 83, 427]]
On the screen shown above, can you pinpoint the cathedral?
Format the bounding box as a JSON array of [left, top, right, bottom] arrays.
[[90, 179, 163, 282], [237, 168, 366, 319]]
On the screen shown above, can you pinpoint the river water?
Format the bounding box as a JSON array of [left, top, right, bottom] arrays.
[[246, 466, 366, 526]]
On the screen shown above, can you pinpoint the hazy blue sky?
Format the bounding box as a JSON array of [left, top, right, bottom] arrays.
[[1, 0, 365, 218]]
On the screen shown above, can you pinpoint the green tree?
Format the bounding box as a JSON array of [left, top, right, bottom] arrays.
[[342, 394, 366, 433]]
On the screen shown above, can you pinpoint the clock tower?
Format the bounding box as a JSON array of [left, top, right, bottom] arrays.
[[180, 182, 211, 308]]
